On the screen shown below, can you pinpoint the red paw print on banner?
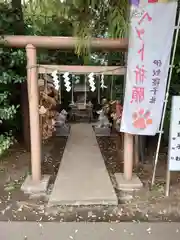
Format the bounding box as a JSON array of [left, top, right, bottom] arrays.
[[132, 109, 152, 129]]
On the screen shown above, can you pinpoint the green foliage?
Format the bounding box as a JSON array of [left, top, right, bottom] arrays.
[[0, 2, 26, 156], [23, 1, 126, 104], [0, 133, 13, 156], [23, 0, 129, 55]]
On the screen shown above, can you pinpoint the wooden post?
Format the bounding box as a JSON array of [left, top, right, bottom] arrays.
[[26, 44, 41, 182], [123, 133, 133, 181], [134, 135, 139, 168]]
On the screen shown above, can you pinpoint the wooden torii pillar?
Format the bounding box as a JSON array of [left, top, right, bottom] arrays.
[[0, 35, 134, 191], [26, 44, 41, 182]]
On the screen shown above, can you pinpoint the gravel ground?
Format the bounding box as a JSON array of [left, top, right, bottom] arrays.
[[0, 134, 180, 222]]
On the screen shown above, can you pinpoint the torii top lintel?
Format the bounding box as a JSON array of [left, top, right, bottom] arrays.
[[0, 35, 128, 51]]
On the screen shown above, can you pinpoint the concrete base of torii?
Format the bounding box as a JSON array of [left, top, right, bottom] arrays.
[[21, 175, 50, 195], [115, 173, 143, 192]]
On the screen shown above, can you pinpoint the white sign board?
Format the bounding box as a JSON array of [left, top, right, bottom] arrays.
[[168, 96, 180, 171], [120, 2, 177, 135]]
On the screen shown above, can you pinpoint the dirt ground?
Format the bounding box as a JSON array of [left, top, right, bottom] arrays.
[[1, 134, 180, 222]]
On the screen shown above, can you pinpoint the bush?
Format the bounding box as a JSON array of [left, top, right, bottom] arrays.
[[0, 3, 26, 156]]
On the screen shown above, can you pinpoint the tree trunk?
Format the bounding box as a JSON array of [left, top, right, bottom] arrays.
[[11, 0, 25, 34], [11, 0, 30, 150]]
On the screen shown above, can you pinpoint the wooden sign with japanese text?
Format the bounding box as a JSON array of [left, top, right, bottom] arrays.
[[120, 1, 177, 135], [168, 96, 180, 171]]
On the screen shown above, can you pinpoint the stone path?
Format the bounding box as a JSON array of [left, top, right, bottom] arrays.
[[48, 123, 117, 206], [1, 222, 179, 240]]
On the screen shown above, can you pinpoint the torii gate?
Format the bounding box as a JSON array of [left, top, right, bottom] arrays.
[[0, 35, 134, 192]]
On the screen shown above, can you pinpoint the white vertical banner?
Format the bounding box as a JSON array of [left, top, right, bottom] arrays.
[[120, 2, 177, 135], [168, 96, 180, 171]]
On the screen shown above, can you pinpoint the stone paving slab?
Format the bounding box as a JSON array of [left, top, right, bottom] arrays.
[[0, 222, 179, 240], [48, 123, 117, 206]]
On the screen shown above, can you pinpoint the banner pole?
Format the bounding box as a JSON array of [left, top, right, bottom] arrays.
[[151, 10, 180, 186]]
